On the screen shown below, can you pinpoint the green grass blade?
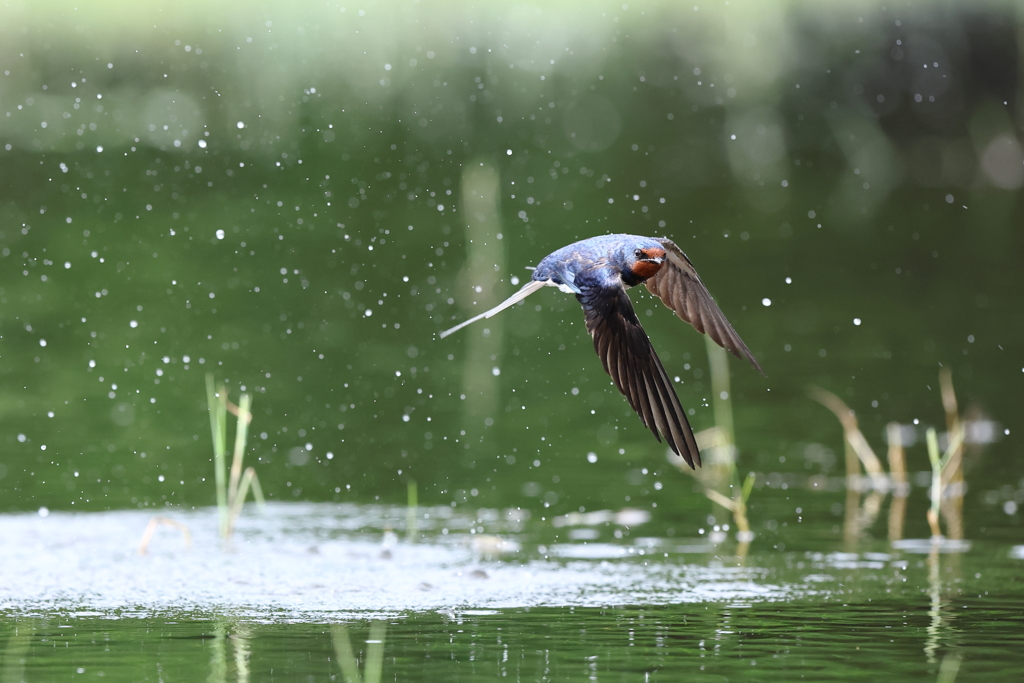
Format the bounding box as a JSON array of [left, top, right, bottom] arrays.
[[206, 374, 228, 539], [247, 469, 266, 507], [939, 426, 966, 470], [227, 467, 256, 538], [228, 393, 252, 507], [926, 427, 942, 517], [705, 335, 734, 448], [741, 471, 757, 503]]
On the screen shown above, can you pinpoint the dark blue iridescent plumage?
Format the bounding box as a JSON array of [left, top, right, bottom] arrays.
[[440, 234, 761, 468]]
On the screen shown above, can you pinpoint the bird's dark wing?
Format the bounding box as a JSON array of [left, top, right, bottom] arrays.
[[644, 237, 763, 374], [576, 271, 701, 468]]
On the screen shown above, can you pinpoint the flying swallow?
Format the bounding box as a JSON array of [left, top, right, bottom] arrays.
[[439, 234, 762, 469]]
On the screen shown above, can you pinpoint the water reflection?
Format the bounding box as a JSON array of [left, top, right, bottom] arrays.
[[332, 621, 386, 683], [456, 160, 506, 453], [887, 421, 909, 542], [669, 341, 756, 558], [0, 498, 1022, 680], [0, 621, 32, 683], [809, 369, 987, 551]]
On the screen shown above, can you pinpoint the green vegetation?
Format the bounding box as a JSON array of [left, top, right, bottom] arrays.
[[925, 425, 965, 539], [673, 337, 757, 546], [812, 368, 971, 542], [205, 374, 265, 542]]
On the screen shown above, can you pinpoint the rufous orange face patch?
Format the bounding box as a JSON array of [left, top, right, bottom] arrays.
[[631, 247, 666, 279]]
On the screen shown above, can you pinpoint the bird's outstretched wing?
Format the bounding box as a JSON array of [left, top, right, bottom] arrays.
[[644, 237, 763, 374], [439, 279, 548, 338], [577, 274, 701, 468]]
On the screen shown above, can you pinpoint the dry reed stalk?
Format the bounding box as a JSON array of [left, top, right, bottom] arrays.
[[137, 516, 192, 554]]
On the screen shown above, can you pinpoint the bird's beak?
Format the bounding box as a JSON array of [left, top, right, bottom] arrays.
[[641, 247, 667, 264]]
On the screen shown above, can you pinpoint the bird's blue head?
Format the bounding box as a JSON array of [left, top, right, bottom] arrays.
[[621, 237, 666, 285]]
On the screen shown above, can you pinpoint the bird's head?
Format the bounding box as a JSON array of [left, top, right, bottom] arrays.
[[626, 242, 667, 281]]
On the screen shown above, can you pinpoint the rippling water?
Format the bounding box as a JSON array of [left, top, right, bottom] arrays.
[[2, 500, 1022, 681]]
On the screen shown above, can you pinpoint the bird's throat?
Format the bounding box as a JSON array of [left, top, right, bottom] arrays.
[[630, 259, 664, 281]]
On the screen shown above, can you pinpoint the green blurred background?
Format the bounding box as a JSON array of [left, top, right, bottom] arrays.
[[1, 0, 1021, 531]]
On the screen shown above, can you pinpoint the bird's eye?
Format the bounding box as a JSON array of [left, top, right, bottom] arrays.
[[634, 249, 644, 259]]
